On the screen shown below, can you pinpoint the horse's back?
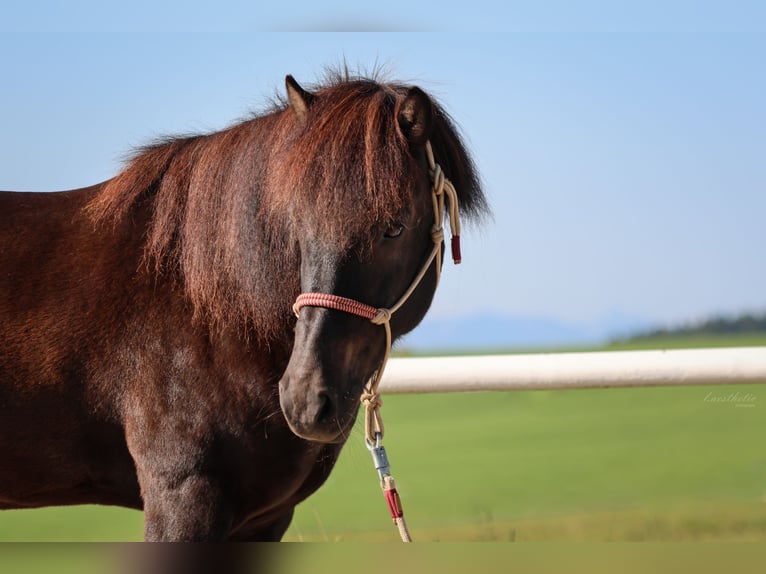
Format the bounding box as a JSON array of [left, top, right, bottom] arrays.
[[0, 186, 103, 267], [0, 185, 100, 238], [0, 185, 104, 347]]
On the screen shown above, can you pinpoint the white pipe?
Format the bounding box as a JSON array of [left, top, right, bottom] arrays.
[[378, 347, 766, 394]]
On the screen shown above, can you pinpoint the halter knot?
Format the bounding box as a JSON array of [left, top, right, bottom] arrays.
[[361, 388, 383, 410], [372, 308, 392, 325], [361, 385, 385, 442]]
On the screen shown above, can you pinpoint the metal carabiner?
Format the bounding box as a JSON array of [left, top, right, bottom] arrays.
[[366, 432, 391, 480]]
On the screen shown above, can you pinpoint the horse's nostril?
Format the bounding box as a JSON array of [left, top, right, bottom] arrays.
[[315, 391, 335, 424]]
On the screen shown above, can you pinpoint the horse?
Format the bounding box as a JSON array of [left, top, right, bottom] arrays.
[[0, 71, 486, 541]]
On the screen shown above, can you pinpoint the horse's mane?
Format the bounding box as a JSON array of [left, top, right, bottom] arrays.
[[87, 72, 487, 342]]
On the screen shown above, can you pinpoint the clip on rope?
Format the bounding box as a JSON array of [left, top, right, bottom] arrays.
[[367, 433, 412, 542]]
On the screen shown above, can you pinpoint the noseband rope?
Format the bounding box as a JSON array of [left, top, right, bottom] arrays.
[[292, 141, 462, 542]]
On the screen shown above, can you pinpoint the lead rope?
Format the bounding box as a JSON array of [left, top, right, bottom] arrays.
[[293, 141, 462, 542]]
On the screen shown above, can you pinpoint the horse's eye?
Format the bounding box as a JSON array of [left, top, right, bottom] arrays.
[[384, 223, 405, 239]]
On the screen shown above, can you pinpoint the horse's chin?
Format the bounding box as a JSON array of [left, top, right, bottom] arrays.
[[282, 417, 353, 445]]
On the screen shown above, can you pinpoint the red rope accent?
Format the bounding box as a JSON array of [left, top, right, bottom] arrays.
[[293, 292, 378, 321], [383, 486, 404, 520], [451, 235, 462, 264]]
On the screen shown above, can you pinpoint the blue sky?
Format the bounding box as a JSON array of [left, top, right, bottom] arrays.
[[2, 7, 765, 343]]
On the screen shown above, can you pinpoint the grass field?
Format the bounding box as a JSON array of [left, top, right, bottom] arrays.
[[286, 381, 765, 541], [0, 337, 764, 542]]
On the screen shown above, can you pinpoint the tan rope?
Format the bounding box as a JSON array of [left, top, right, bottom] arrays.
[[360, 318, 391, 443], [395, 516, 412, 542]]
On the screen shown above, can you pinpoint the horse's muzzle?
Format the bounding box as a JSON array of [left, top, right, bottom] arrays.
[[277, 372, 356, 444]]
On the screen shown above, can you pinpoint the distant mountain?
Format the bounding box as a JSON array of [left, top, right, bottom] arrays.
[[398, 311, 652, 353]]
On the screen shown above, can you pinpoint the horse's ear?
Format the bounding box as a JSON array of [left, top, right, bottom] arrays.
[[285, 75, 316, 124], [397, 87, 433, 147]]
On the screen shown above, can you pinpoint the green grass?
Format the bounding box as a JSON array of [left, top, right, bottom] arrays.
[[0, 337, 764, 542], [0, 505, 143, 542], [285, 382, 766, 541]]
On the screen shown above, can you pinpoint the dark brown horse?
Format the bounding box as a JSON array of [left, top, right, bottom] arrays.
[[0, 72, 486, 541]]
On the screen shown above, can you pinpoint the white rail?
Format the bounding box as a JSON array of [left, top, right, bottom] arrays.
[[378, 347, 766, 394]]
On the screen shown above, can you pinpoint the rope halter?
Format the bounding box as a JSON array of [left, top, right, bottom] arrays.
[[291, 140, 462, 542], [291, 140, 462, 445]]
